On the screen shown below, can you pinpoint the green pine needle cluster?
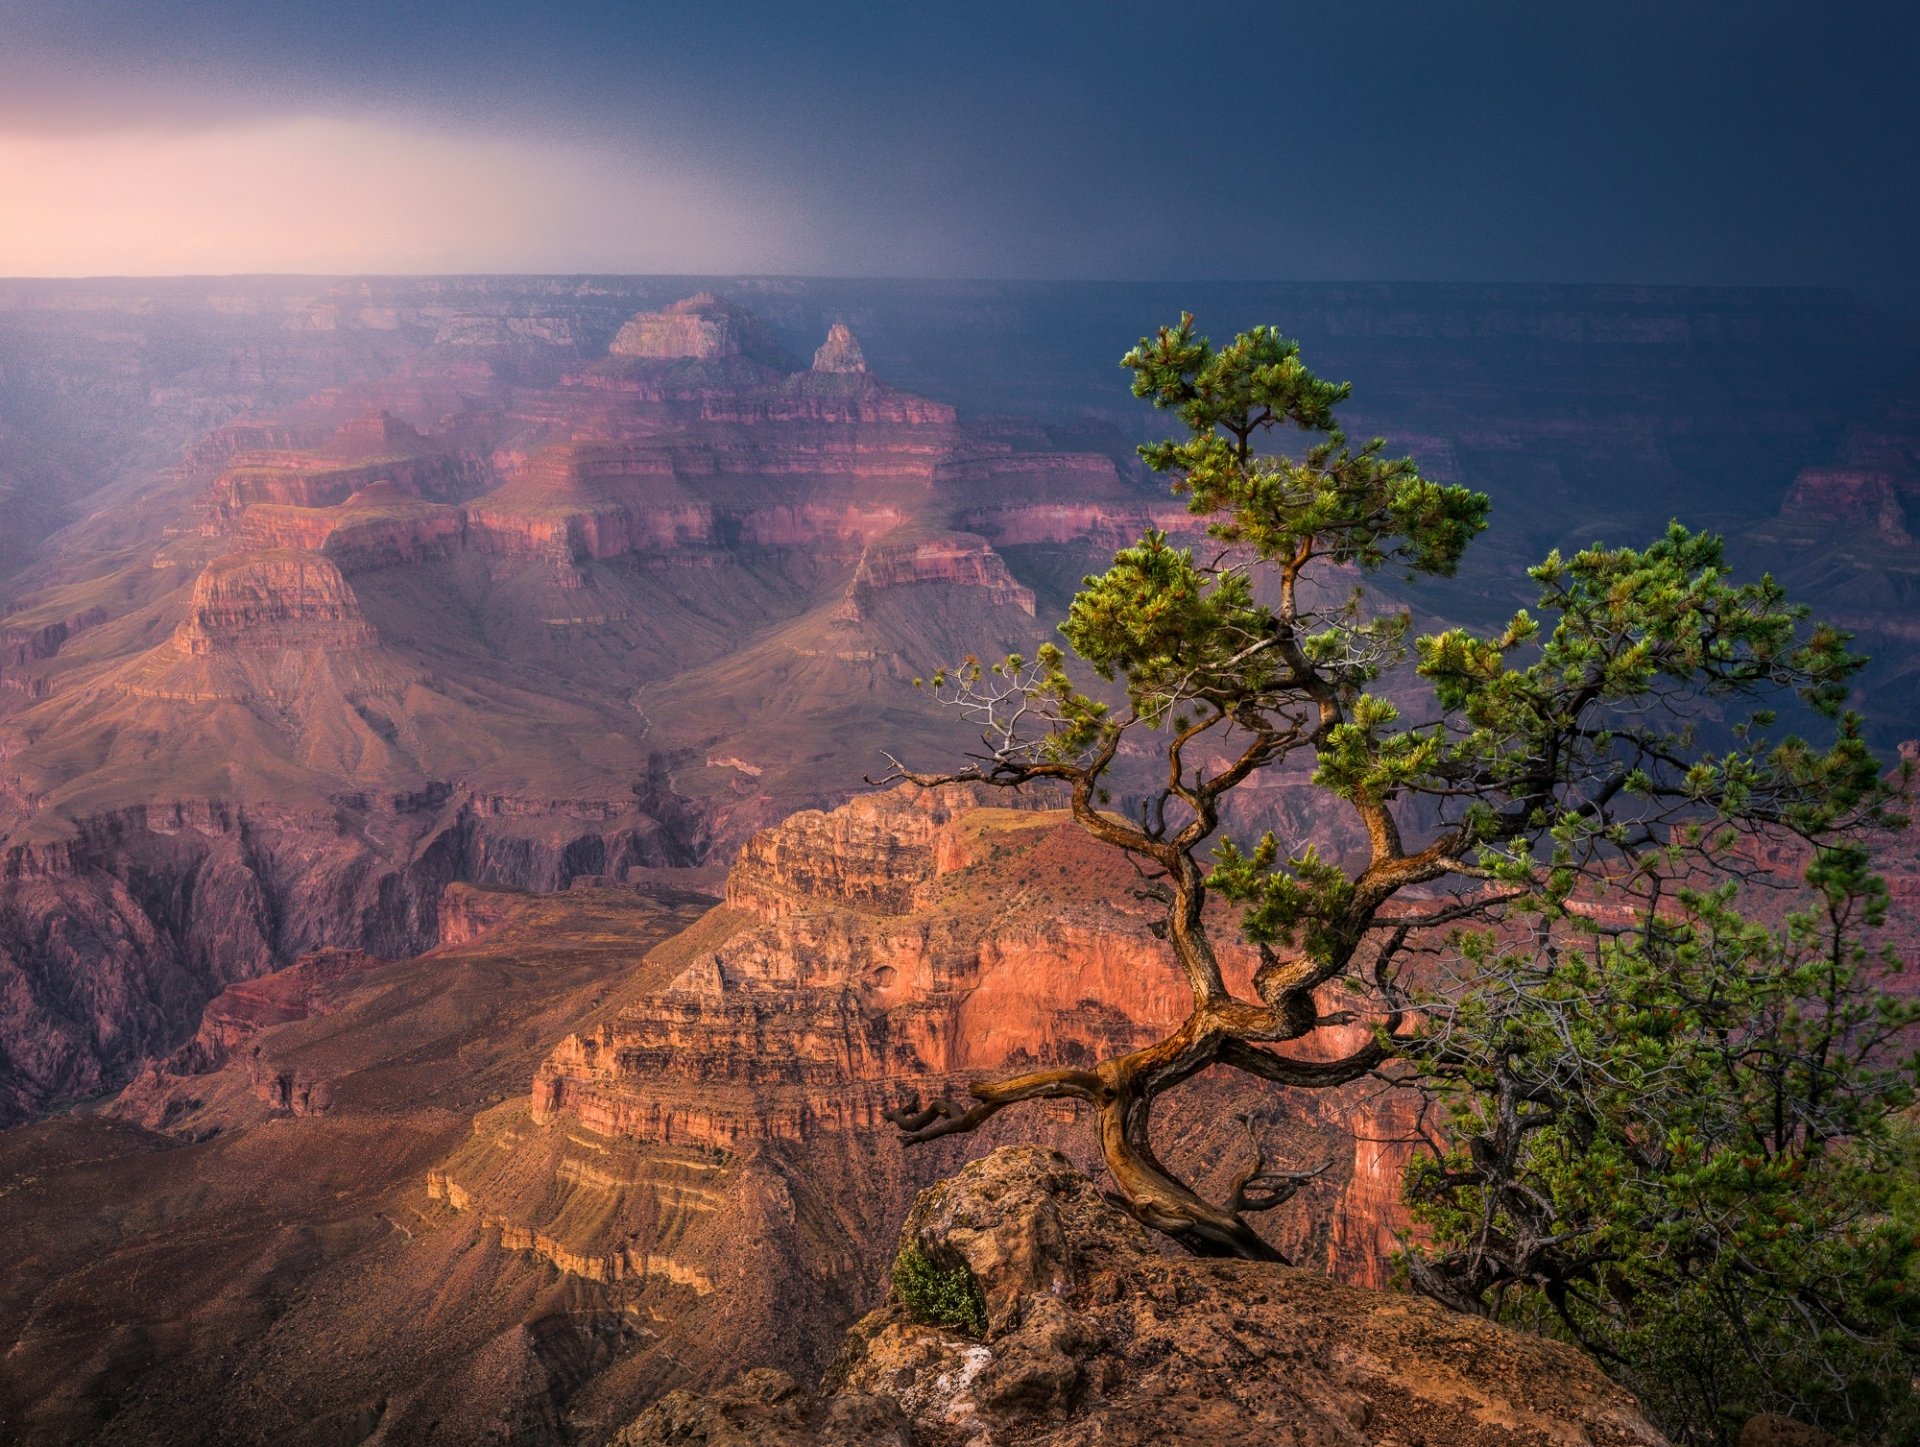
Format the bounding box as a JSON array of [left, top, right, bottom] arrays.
[[1405, 846, 1920, 1444]]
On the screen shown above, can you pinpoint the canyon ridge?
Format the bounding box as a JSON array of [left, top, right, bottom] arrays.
[[1, 277, 1916, 1442]]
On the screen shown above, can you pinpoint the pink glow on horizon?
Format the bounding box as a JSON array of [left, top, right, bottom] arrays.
[[0, 117, 804, 276]]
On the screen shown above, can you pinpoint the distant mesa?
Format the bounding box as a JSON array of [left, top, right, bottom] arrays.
[[844, 531, 1036, 617], [1775, 466, 1913, 546], [173, 550, 379, 656], [607, 293, 790, 367], [433, 313, 584, 349], [284, 280, 401, 333], [324, 409, 465, 463], [204, 410, 486, 526], [810, 322, 867, 375]]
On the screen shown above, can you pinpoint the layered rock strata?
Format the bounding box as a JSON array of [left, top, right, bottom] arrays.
[[609, 292, 790, 366], [420, 785, 1403, 1420], [203, 411, 488, 527], [234, 483, 466, 567], [172, 549, 378, 655], [1775, 467, 1912, 545], [842, 534, 1036, 619], [0, 787, 699, 1125], [522, 787, 1203, 1150]]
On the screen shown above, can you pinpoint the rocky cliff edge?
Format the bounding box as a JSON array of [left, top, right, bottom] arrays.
[[614, 1144, 1668, 1447]]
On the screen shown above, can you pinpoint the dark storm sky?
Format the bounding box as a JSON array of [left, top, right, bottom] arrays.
[[1, 0, 1916, 301]]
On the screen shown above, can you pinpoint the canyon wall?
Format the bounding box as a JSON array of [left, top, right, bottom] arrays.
[[422, 784, 1408, 1420]]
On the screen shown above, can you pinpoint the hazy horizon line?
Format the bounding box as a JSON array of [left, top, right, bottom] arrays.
[[0, 271, 1895, 297]]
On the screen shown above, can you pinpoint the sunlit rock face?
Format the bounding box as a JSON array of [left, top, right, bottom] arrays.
[[405, 785, 1379, 1412], [811, 321, 868, 374], [843, 532, 1036, 618], [608, 292, 789, 364], [524, 786, 1190, 1148], [172, 549, 379, 655]]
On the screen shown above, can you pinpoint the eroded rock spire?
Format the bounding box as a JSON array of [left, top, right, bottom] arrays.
[[811, 321, 867, 374]]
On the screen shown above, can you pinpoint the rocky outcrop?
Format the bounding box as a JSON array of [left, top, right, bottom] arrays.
[[203, 411, 488, 527], [234, 483, 466, 568], [172, 548, 379, 654], [465, 439, 922, 572], [813, 323, 869, 374], [438, 880, 530, 946], [524, 789, 1208, 1151], [617, 1146, 1668, 1447], [843, 534, 1036, 618], [488, 788, 1380, 1298], [111, 945, 385, 1128], [393, 788, 1369, 1419], [722, 786, 1016, 918], [0, 605, 107, 669], [1775, 467, 1912, 545], [609, 293, 790, 366]]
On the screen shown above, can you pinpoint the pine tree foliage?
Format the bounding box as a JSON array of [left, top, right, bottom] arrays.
[[1405, 844, 1920, 1443]]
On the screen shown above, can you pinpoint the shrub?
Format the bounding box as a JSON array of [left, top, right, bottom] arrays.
[[891, 1243, 987, 1336]]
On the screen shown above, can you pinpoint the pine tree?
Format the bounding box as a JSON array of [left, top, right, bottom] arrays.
[[878, 314, 1902, 1309]]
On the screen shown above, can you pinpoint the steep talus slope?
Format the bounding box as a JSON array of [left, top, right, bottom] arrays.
[[616, 1146, 1667, 1447]]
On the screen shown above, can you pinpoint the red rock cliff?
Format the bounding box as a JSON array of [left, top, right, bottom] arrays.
[[843, 533, 1036, 618], [511, 786, 1399, 1284], [172, 549, 379, 655]]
